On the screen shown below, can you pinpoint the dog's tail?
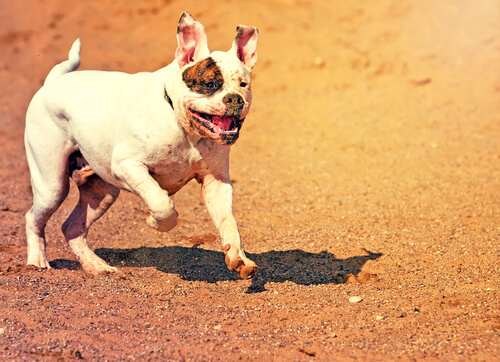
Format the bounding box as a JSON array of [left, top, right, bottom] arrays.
[[44, 39, 81, 85]]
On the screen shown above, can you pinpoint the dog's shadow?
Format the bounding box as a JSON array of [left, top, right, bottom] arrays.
[[51, 240, 382, 293]]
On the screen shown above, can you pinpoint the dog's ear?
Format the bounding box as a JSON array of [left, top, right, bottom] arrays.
[[231, 25, 259, 69], [176, 12, 210, 68]]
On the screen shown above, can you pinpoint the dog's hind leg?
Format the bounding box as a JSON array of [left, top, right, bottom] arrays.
[[24, 128, 72, 269], [62, 175, 120, 275]]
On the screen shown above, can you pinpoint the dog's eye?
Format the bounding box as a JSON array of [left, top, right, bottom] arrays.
[[240, 82, 248, 88], [203, 81, 217, 89]]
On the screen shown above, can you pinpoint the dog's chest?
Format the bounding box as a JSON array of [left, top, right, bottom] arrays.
[[146, 139, 215, 195]]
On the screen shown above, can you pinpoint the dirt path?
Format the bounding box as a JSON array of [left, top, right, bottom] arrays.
[[1, 0, 499, 360]]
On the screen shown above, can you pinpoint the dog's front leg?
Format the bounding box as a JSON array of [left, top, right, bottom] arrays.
[[112, 160, 177, 232], [201, 174, 258, 279]]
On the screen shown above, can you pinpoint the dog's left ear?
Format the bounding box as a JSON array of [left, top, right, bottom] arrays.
[[231, 25, 259, 69], [176, 12, 210, 68]]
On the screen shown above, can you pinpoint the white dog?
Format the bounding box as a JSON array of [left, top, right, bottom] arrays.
[[24, 12, 259, 279]]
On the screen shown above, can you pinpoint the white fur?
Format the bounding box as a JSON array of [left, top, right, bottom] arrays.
[[24, 12, 259, 278]]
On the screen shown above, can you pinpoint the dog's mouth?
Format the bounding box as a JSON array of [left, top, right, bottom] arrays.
[[189, 109, 244, 145]]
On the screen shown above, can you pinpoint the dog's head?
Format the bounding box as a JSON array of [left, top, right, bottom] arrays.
[[169, 12, 258, 146]]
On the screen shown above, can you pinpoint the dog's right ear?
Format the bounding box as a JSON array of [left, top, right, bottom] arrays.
[[176, 12, 210, 68]]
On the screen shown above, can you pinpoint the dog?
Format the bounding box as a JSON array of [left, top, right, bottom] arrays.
[[24, 12, 259, 279]]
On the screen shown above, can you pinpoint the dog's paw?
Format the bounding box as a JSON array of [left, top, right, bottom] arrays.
[[224, 244, 259, 279], [84, 264, 119, 276], [80, 257, 119, 276], [26, 254, 51, 270], [26, 261, 51, 270], [146, 210, 178, 232]]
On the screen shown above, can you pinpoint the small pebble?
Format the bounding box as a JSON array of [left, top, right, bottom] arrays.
[[313, 57, 326, 68], [0, 328, 5, 335], [349, 296, 363, 303], [376, 315, 384, 321]]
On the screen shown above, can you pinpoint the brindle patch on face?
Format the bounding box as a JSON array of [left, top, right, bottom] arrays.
[[182, 57, 224, 96]]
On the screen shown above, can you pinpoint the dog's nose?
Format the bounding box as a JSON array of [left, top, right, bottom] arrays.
[[223, 93, 245, 117]]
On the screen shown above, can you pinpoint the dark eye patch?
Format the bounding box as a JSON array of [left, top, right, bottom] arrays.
[[182, 57, 224, 96]]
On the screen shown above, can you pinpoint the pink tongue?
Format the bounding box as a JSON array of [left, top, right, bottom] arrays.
[[212, 115, 234, 131]]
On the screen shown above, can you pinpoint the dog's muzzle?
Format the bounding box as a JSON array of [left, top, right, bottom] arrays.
[[190, 93, 247, 145], [190, 110, 244, 145]]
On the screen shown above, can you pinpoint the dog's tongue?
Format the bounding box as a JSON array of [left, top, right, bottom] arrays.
[[212, 115, 234, 131]]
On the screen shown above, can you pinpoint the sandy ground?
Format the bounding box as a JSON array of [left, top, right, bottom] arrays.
[[1, 0, 499, 360]]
